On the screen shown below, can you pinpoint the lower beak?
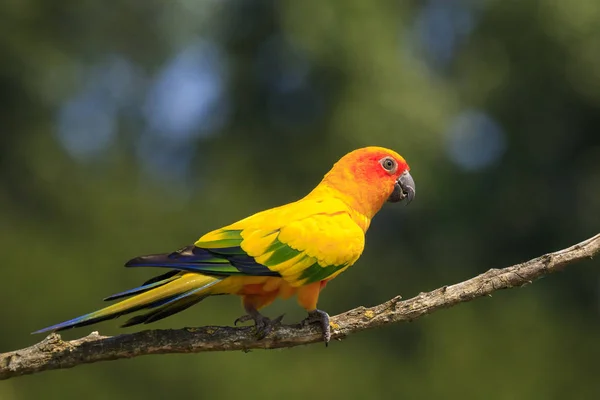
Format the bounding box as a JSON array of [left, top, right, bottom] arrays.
[[387, 171, 415, 204]]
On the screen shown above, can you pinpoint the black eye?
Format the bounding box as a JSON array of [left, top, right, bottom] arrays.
[[381, 157, 396, 172]]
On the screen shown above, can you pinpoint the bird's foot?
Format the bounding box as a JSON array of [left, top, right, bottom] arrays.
[[302, 309, 331, 346], [234, 313, 284, 339]]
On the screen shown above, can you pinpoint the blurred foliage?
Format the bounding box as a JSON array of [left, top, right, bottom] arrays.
[[1, 0, 599, 399]]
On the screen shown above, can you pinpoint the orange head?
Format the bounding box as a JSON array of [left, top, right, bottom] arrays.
[[313, 146, 415, 219]]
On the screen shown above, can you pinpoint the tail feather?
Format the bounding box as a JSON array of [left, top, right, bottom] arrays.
[[121, 295, 207, 327], [103, 271, 181, 301], [141, 270, 181, 286], [33, 273, 222, 334]]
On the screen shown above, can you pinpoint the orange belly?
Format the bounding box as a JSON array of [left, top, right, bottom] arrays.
[[237, 277, 297, 299], [210, 276, 328, 312]]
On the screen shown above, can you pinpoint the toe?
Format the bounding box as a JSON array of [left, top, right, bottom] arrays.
[[304, 309, 331, 346], [254, 315, 284, 340], [322, 324, 331, 346], [254, 318, 269, 339]]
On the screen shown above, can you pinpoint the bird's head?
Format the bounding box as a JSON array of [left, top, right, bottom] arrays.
[[317, 146, 415, 218]]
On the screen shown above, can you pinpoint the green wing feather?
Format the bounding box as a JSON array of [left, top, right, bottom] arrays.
[[196, 198, 366, 286]]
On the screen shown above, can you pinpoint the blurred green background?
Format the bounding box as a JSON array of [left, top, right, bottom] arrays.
[[1, 0, 599, 398]]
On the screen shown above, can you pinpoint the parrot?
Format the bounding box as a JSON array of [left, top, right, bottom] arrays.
[[34, 146, 415, 344]]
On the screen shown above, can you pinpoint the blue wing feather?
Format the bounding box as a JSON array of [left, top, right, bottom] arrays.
[[125, 245, 280, 277]]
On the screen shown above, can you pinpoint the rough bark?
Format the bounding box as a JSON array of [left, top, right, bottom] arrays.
[[1, 233, 598, 380]]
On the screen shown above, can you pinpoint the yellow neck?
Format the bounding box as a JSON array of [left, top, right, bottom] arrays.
[[305, 183, 374, 233]]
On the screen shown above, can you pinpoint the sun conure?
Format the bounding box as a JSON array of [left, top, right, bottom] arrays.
[[35, 146, 415, 344]]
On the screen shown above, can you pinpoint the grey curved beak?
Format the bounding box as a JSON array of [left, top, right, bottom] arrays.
[[388, 171, 415, 204]]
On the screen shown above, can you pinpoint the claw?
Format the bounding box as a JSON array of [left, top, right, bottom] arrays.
[[234, 315, 253, 326], [302, 309, 331, 346]]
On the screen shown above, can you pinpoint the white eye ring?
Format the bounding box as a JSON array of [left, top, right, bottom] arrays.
[[380, 157, 397, 173]]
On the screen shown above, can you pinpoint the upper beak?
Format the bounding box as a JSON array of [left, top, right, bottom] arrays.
[[388, 171, 415, 204]]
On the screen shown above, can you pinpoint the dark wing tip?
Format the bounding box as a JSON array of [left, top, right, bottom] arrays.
[[125, 254, 169, 268]]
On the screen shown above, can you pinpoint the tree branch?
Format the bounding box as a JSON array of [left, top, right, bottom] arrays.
[[1, 234, 598, 380]]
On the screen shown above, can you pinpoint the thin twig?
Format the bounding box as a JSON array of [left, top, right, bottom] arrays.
[[1, 233, 598, 380]]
